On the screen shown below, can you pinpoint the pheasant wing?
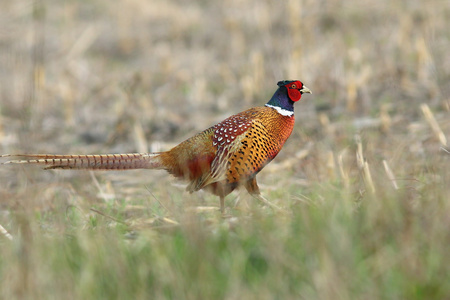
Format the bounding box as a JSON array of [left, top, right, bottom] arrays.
[[187, 113, 253, 191]]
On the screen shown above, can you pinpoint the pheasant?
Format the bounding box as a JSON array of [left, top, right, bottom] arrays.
[[2, 80, 311, 212]]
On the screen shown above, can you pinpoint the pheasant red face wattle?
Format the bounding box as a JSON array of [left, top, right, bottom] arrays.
[[287, 86, 302, 102]]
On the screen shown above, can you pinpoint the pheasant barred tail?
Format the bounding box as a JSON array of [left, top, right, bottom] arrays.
[[1, 153, 162, 170]]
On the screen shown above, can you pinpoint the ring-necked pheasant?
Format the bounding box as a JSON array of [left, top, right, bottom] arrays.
[[2, 80, 311, 212]]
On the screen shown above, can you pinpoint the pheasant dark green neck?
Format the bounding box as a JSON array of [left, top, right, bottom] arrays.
[[265, 85, 295, 117]]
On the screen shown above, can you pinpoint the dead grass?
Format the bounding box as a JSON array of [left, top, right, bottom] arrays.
[[0, 0, 449, 299]]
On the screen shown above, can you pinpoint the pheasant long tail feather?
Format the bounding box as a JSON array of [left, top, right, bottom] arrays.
[[1, 153, 162, 170]]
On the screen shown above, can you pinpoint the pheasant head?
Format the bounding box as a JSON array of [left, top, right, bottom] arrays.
[[265, 80, 311, 117]]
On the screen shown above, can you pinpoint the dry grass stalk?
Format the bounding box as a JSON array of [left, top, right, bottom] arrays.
[[355, 134, 375, 194], [380, 104, 392, 132], [90, 171, 115, 203], [133, 121, 148, 153], [337, 149, 349, 189], [90, 208, 129, 225], [363, 161, 376, 194], [355, 134, 364, 169], [382, 160, 399, 190], [421, 103, 447, 146], [0, 223, 13, 240]]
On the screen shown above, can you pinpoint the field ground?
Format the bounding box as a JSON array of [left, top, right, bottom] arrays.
[[0, 0, 449, 299]]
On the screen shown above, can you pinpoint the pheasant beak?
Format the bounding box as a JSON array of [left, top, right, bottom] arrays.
[[300, 86, 312, 94]]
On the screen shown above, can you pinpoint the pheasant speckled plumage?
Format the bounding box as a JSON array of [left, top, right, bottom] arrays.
[[2, 80, 311, 212]]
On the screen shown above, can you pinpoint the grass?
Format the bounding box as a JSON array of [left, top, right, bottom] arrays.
[[0, 0, 449, 299]]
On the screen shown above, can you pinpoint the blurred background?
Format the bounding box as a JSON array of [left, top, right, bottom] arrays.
[[0, 0, 449, 298]]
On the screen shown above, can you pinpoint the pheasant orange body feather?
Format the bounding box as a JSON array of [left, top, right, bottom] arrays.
[[2, 80, 311, 212], [159, 106, 295, 197]]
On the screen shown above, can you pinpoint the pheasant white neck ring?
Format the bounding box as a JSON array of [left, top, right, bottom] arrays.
[[265, 104, 294, 117]]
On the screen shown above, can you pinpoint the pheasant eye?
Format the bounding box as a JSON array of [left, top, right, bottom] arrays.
[[291, 84, 297, 89]]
